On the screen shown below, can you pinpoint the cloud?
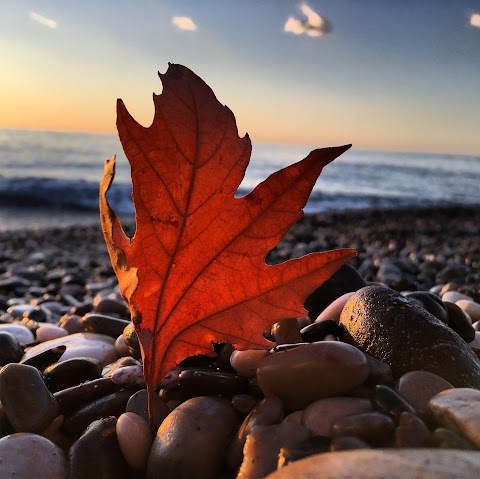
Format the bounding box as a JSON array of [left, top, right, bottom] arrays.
[[470, 12, 480, 28], [29, 11, 58, 29], [284, 3, 332, 37], [172, 16, 197, 31]]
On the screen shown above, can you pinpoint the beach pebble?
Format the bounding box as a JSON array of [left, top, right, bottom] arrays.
[[35, 324, 69, 342], [396, 370, 453, 415], [102, 356, 146, 387], [404, 291, 448, 323], [62, 389, 134, 439], [331, 412, 395, 444], [68, 417, 131, 479], [363, 353, 394, 387], [116, 412, 153, 470], [468, 331, 480, 348], [0, 363, 59, 433], [146, 397, 238, 479], [0, 433, 67, 479], [301, 397, 373, 436], [456, 299, 480, 323], [443, 301, 475, 342], [22, 332, 118, 366], [93, 297, 129, 317], [0, 331, 23, 365], [257, 342, 369, 410], [441, 290, 473, 303], [237, 422, 310, 479], [340, 285, 480, 387], [395, 412, 430, 448], [300, 319, 341, 342], [126, 389, 170, 430], [57, 314, 83, 334], [0, 323, 34, 345], [428, 388, 480, 448], [178, 369, 248, 397], [43, 357, 102, 392], [230, 349, 270, 377], [263, 449, 480, 479], [80, 313, 131, 338], [229, 396, 284, 469], [315, 292, 355, 323], [270, 318, 303, 344], [304, 264, 366, 320], [122, 323, 141, 359], [115, 333, 130, 357], [371, 385, 416, 421]]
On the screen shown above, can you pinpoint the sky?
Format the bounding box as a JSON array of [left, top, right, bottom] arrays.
[[1, 1, 479, 155]]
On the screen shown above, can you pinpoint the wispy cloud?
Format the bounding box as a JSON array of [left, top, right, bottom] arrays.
[[284, 3, 332, 37], [470, 12, 480, 28], [172, 16, 197, 31], [29, 11, 58, 29]]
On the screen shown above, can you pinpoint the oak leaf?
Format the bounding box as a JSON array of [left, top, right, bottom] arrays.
[[100, 64, 355, 397]]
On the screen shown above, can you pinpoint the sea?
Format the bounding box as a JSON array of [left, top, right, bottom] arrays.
[[1, 128, 479, 231]]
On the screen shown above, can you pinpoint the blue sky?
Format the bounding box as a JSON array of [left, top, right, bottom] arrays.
[[1, 1, 479, 154]]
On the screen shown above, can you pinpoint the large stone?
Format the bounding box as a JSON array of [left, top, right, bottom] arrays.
[[146, 396, 238, 479], [264, 449, 480, 479], [257, 342, 369, 410], [0, 433, 67, 479], [339, 285, 480, 387], [0, 363, 59, 433]]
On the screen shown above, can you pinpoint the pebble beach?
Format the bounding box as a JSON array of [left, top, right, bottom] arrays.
[[1, 205, 480, 478]]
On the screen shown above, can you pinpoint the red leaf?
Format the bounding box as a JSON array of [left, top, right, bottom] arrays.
[[100, 64, 355, 394]]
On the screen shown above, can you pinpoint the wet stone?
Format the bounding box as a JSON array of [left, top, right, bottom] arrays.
[[54, 377, 117, 416], [178, 368, 249, 397], [444, 301, 476, 342], [62, 388, 135, 439], [93, 297, 129, 317], [300, 319, 341, 342], [122, 323, 141, 359], [126, 389, 170, 431], [331, 412, 395, 444], [20, 345, 66, 369], [363, 353, 394, 387], [68, 417, 132, 479], [271, 318, 303, 345], [230, 349, 270, 377], [0, 363, 59, 433], [371, 385, 416, 422], [0, 331, 23, 365], [43, 357, 103, 393], [340, 285, 480, 388], [0, 433, 67, 479], [80, 313, 131, 338], [0, 323, 34, 345], [404, 291, 448, 323]]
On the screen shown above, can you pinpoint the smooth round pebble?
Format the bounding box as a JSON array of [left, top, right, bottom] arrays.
[[442, 291, 474, 303], [257, 342, 370, 410], [301, 397, 373, 437], [315, 292, 356, 323], [0, 331, 23, 365], [396, 370, 453, 415], [230, 349, 270, 377], [0, 433, 67, 479], [35, 324, 69, 342], [456, 300, 480, 323], [117, 412, 153, 470], [115, 333, 130, 357]]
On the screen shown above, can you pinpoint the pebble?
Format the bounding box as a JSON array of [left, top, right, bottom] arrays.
[[428, 388, 480, 448], [35, 324, 69, 342], [257, 342, 369, 410], [238, 422, 310, 479], [443, 301, 476, 342], [340, 285, 480, 388], [396, 370, 453, 415], [230, 349, 270, 377], [178, 369, 248, 397], [331, 412, 395, 444], [146, 396, 238, 479], [102, 356, 146, 387], [126, 389, 170, 430], [394, 411, 430, 448], [116, 412, 153, 470], [43, 357, 103, 392], [456, 299, 480, 323], [80, 313, 131, 338], [404, 291, 448, 323], [115, 333, 130, 357], [371, 385, 416, 421], [441, 290, 474, 303], [0, 363, 59, 433], [0, 323, 35, 345], [22, 332, 118, 366], [68, 416, 132, 479], [301, 397, 373, 436], [315, 292, 356, 322], [0, 331, 23, 365], [0, 433, 67, 479], [264, 449, 480, 479], [300, 319, 341, 342]]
